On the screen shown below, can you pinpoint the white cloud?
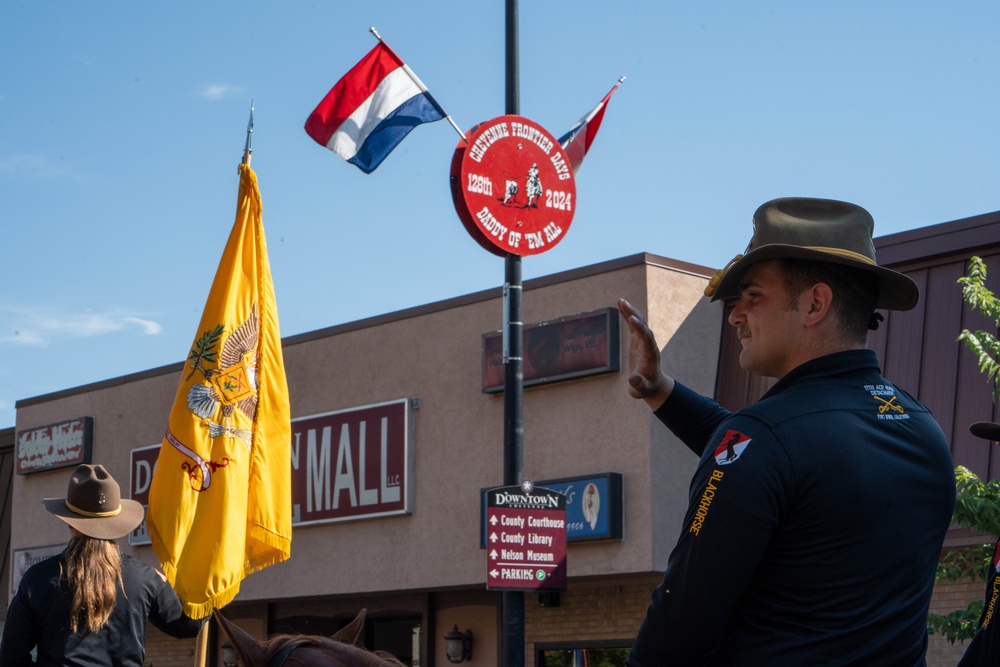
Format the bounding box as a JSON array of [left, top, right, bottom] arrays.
[[0, 329, 46, 346], [201, 83, 243, 102], [123, 317, 163, 335], [0, 306, 164, 347], [0, 153, 68, 180]]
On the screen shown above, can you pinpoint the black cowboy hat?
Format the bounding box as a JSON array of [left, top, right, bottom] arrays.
[[703, 197, 920, 311], [42, 464, 145, 540]]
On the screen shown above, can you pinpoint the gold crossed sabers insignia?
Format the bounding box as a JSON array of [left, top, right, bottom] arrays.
[[874, 395, 905, 414]]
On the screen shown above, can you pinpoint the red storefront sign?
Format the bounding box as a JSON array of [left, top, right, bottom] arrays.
[[482, 308, 619, 392], [486, 484, 567, 591], [291, 399, 413, 525], [451, 116, 576, 257], [129, 444, 159, 546]]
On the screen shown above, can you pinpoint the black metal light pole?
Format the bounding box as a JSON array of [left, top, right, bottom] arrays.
[[502, 1, 525, 666]]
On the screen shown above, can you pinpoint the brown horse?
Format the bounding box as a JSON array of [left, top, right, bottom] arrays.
[[215, 608, 406, 667]]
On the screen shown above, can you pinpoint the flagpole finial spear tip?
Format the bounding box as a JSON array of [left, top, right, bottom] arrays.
[[242, 100, 254, 167], [618, 75, 627, 85], [369, 26, 383, 41]]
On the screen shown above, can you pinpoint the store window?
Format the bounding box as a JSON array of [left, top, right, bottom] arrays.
[[536, 641, 630, 667], [366, 617, 420, 665]]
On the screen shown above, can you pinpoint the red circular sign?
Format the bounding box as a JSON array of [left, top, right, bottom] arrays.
[[450, 116, 576, 256]]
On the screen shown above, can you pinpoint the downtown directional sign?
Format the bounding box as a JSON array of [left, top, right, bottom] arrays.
[[485, 483, 567, 591]]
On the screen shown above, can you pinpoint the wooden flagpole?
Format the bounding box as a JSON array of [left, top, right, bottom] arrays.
[[193, 625, 209, 667]]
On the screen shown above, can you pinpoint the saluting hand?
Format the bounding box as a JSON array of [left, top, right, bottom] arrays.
[[618, 298, 674, 410]]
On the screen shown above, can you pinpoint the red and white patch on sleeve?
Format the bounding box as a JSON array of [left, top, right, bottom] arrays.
[[713, 430, 752, 466]]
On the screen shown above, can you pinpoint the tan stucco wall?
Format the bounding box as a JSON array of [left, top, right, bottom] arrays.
[[644, 267, 723, 571], [436, 605, 496, 667]]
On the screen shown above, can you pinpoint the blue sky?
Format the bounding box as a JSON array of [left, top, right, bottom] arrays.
[[3, 1, 998, 428]]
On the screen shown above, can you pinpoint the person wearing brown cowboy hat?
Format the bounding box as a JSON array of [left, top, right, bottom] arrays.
[[956, 422, 1000, 667], [619, 197, 956, 666], [0, 464, 205, 667]]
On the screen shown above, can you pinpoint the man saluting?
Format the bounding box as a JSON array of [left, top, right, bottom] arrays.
[[620, 198, 956, 666]]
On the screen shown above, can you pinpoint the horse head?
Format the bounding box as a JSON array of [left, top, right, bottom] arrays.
[[214, 608, 405, 667]]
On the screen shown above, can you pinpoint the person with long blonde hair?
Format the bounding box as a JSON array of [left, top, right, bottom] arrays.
[[0, 464, 204, 666]]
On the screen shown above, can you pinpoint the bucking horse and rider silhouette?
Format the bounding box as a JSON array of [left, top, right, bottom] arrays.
[[501, 162, 542, 208]]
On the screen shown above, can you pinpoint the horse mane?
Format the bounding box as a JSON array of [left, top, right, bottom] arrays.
[[262, 635, 406, 667], [262, 634, 407, 667], [215, 608, 408, 667], [260, 634, 325, 660]]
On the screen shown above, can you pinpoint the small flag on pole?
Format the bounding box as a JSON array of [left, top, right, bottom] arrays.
[[305, 40, 446, 173], [558, 77, 625, 175], [147, 161, 291, 619]]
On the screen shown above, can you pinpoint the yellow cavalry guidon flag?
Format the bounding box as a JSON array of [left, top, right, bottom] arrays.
[[147, 163, 291, 619]]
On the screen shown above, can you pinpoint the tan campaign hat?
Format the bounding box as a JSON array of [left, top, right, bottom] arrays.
[[704, 197, 919, 311], [42, 464, 145, 540]]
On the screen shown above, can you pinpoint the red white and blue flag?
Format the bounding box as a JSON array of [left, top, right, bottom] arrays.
[[305, 42, 445, 174], [558, 77, 624, 175]]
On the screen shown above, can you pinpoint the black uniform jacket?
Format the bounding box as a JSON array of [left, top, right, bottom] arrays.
[[628, 349, 956, 666], [0, 551, 205, 667]]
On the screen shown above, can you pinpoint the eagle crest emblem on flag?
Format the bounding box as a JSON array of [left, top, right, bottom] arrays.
[[185, 303, 260, 449]]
